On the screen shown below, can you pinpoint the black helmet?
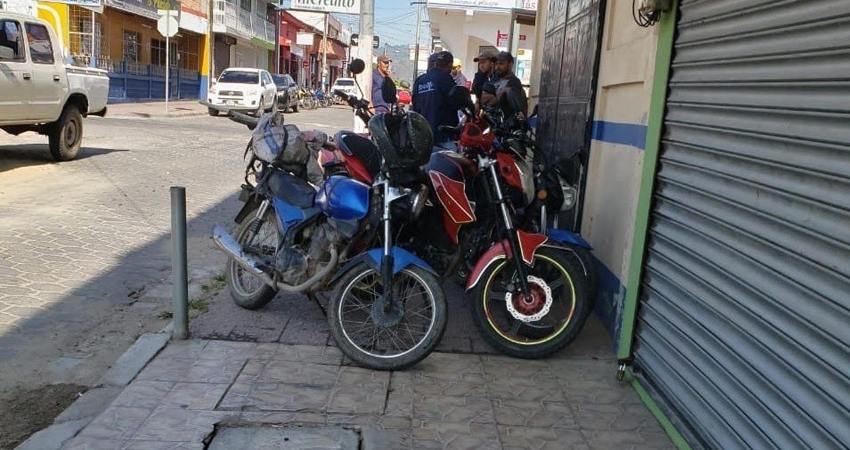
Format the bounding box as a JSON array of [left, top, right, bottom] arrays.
[[369, 111, 433, 169]]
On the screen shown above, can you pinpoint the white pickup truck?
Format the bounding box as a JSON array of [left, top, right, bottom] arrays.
[[0, 11, 108, 161]]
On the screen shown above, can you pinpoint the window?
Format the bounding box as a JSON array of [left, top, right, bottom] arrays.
[[0, 20, 25, 62], [122, 30, 141, 63], [25, 23, 54, 64], [151, 39, 165, 66], [219, 70, 258, 84], [239, 0, 251, 12]]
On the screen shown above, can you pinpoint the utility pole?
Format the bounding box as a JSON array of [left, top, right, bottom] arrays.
[[412, 1, 422, 82], [322, 12, 328, 90], [355, 0, 374, 132]]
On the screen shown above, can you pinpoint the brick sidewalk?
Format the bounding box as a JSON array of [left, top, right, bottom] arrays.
[[56, 336, 674, 450]]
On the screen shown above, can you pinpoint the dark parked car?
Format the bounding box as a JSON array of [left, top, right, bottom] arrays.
[[272, 74, 299, 112]]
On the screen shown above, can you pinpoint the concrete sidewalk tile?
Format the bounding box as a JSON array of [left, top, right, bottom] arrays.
[[98, 333, 171, 387], [411, 353, 484, 382], [17, 418, 90, 450], [160, 382, 229, 410], [122, 442, 204, 450], [252, 360, 339, 386], [200, 340, 259, 359], [413, 394, 495, 424], [272, 344, 344, 365], [111, 381, 174, 410], [327, 413, 411, 430], [385, 371, 414, 417], [206, 426, 359, 450], [486, 376, 567, 402], [217, 381, 252, 410], [412, 373, 489, 398], [581, 430, 675, 450], [491, 398, 579, 429], [131, 407, 234, 442], [54, 386, 124, 424], [62, 437, 130, 450], [76, 407, 151, 440], [239, 411, 327, 425], [361, 427, 412, 450], [136, 357, 245, 384], [412, 420, 500, 450], [157, 340, 209, 360], [498, 425, 589, 450], [572, 403, 660, 432], [241, 382, 333, 412], [327, 367, 390, 414]]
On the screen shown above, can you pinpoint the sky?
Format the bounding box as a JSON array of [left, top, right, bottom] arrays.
[[333, 3, 429, 47]]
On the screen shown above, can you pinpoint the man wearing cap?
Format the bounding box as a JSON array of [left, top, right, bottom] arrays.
[[451, 58, 468, 87], [493, 51, 527, 116], [471, 50, 497, 103], [412, 51, 459, 148], [372, 54, 393, 113]]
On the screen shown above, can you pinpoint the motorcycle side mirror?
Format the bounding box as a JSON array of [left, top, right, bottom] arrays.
[[349, 58, 366, 75], [381, 76, 398, 104]]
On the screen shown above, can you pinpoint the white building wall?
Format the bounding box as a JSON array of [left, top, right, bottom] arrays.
[[579, 0, 661, 334], [0, 0, 35, 15]]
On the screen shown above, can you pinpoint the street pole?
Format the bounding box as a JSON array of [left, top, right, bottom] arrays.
[[322, 12, 328, 91], [170, 186, 188, 340], [274, 8, 280, 74], [90, 10, 95, 68], [165, 33, 170, 113], [412, 2, 422, 82], [355, 0, 374, 132]]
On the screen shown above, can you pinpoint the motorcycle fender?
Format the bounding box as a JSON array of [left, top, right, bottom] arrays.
[[330, 247, 437, 285], [465, 231, 548, 291], [546, 228, 592, 250], [234, 192, 262, 225]]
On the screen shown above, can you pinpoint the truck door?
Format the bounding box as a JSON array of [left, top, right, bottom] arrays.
[[0, 18, 33, 122], [24, 21, 65, 122]]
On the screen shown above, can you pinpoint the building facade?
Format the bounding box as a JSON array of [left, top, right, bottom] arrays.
[[288, 10, 347, 89], [532, 0, 850, 448], [211, 0, 276, 77]]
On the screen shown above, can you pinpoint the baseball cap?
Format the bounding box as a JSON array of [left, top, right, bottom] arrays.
[[473, 50, 496, 62], [495, 51, 514, 63], [435, 51, 453, 64], [377, 54, 392, 63], [427, 53, 439, 64]]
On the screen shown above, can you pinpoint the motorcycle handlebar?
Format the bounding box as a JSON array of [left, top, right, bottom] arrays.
[[333, 89, 349, 100]]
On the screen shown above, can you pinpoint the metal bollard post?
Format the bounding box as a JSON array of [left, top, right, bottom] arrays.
[[170, 186, 189, 340]]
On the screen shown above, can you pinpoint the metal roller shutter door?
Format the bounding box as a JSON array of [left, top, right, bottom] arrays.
[[632, 1, 850, 449]]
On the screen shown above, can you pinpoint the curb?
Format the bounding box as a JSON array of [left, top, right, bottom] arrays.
[[106, 111, 209, 119], [14, 333, 171, 450]]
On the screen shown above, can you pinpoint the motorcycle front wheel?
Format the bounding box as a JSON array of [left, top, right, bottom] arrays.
[[226, 207, 279, 310], [469, 246, 590, 359], [328, 263, 447, 370]]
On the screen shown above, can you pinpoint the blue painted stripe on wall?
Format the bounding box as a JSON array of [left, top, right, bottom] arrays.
[[199, 75, 209, 101], [591, 120, 648, 150], [591, 255, 627, 354]]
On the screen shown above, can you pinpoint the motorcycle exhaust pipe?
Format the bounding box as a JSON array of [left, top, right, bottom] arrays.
[[212, 225, 276, 287]]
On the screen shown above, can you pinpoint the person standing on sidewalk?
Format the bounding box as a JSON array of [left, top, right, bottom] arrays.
[[372, 54, 393, 113], [412, 51, 458, 149], [451, 58, 468, 87], [471, 50, 497, 104], [493, 51, 528, 117]]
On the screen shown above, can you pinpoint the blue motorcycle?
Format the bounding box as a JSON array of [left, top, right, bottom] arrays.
[[213, 111, 446, 370]]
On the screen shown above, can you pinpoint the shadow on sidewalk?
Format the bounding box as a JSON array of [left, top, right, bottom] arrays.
[[0, 146, 129, 173]]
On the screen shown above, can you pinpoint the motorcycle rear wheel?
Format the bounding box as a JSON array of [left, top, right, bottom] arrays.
[[469, 246, 590, 359], [226, 208, 279, 310], [328, 263, 447, 370]]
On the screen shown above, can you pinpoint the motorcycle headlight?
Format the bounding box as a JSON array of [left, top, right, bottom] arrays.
[[561, 183, 577, 211]]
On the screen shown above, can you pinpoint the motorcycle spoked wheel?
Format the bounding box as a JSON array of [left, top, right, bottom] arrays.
[[328, 263, 447, 370], [226, 207, 279, 310], [469, 246, 590, 359]]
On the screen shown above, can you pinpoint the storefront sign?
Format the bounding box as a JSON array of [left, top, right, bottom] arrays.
[[105, 0, 179, 20], [179, 9, 207, 35], [522, 0, 537, 9], [296, 32, 314, 46], [290, 45, 304, 58], [427, 0, 515, 10], [496, 30, 509, 48], [46, 0, 102, 9], [290, 0, 360, 15]]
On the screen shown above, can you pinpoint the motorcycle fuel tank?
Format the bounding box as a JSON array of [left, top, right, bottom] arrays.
[[315, 175, 371, 221]]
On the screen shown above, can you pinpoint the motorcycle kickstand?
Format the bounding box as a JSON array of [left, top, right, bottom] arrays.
[[306, 293, 327, 317]]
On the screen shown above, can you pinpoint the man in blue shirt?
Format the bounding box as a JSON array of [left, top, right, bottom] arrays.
[[412, 51, 458, 148], [371, 54, 393, 113]]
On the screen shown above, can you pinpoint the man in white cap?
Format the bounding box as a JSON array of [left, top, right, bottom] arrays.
[[451, 58, 467, 87]]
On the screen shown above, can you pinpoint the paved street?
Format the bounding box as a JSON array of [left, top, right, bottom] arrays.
[[0, 105, 354, 447]]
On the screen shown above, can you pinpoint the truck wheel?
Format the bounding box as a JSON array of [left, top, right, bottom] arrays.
[[208, 107, 220, 117], [48, 105, 83, 161]]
